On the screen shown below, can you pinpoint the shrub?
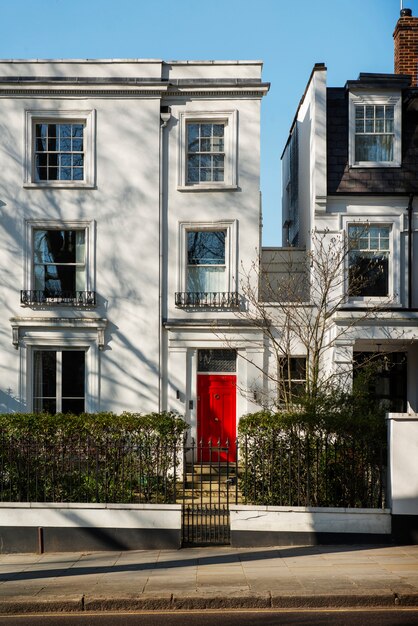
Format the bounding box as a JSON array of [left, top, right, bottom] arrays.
[[238, 402, 387, 508], [0, 411, 188, 504]]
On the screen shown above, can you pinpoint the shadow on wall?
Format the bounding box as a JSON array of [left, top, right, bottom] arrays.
[[0, 388, 25, 413]]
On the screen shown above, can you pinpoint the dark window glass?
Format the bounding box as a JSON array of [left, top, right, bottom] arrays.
[[62, 351, 85, 400], [33, 350, 85, 415], [198, 349, 236, 372], [33, 229, 86, 294], [186, 122, 225, 183], [33, 351, 56, 413], [354, 352, 407, 412], [278, 357, 307, 404], [34, 122, 85, 182], [188, 231, 226, 265], [348, 226, 390, 297]]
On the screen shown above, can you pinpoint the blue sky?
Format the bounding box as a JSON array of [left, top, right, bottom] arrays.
[[0, 0, 405, 245]]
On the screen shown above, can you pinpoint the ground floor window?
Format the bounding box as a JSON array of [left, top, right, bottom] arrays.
[[33, 349, 85, 414], [353, 351, 407, 412], [278, 356, 307, 406]]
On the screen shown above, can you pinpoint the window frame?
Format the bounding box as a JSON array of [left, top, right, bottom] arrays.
[[178, 110, 238, 190], [178, 220, 237, 295], [22, 337, 99, 413], [32, 347, 86, 414], [186, 229, 227, 293], [348, 224, 391, 298], [23, 219, 96, 304], [348, 92, 401, 168], [24, 109, 96, 188], [343, 216, 400, 305], [277, 356, 307, 406]]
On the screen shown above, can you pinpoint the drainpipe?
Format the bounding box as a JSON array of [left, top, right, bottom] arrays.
[[159, 106, 171, 411], [408, 194, 414, 309]]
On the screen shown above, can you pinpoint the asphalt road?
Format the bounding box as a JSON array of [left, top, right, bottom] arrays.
[[2, 611, 418, 626]]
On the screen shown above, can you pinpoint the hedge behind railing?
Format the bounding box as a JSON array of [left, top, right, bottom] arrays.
[[0, 412, 188, 504], [238, 410, 387, 509]]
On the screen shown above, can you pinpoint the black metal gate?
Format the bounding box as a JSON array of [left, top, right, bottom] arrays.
[[181, 438, 238, 546]]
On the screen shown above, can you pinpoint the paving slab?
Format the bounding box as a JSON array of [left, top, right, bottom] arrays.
[[1, 545, 418, 612]]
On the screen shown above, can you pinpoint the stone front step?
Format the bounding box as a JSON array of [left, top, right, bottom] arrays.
[[177, 490, 243, 505], [185, 464, 239, 476], [179, 464, 242, 505], [183, 478, 237, 489]]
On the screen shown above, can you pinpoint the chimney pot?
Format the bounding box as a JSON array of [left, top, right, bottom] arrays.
[[401, 8, 413, 17]]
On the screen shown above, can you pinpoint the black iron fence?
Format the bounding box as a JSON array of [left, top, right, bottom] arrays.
[[175, 291, 240, 308], [239, 431, 387, 509], [181, 438, 238, 545], [0, 432, 180, 504], [0, 429, 387, 509], [21, 290, 96, 306]]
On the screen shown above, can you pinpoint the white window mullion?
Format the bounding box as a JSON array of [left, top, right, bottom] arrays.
[[56, 350, 63, 413]]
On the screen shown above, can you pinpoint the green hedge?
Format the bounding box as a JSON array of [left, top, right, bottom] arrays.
[[0, 412, 188, 504], [238, 409, 387, 508]]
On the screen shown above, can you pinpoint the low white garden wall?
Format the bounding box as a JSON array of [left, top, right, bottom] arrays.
[[230, 505, 391, 546], [0, 503, 182, 553]]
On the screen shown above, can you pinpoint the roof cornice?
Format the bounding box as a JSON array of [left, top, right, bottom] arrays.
[[0, 78, 269, 98]]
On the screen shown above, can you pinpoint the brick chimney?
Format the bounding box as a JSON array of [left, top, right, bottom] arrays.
[[394, 8, 418, 86]]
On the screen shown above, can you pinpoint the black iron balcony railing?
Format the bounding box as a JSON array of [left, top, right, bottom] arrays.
[[21, 290, 96, 306], [175, 291, 240, 308]]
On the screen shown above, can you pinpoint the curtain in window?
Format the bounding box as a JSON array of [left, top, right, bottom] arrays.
[[355, 135, 393, 162], [75, 231, 86, 291], [33, 351, 43, 413], [187, 230, 226, 292], [187, 266, 225, 292], [33, 229, 86, 292]]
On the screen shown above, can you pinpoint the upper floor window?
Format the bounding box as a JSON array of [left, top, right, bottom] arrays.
[[354, 105, 394, 163], [187, 122, 225, 183], [175, 220, 238, 308], [21, 220, 96, 307], [34, 123, 84, 182], [24, 110, 96, 188], [348, 225, 391, 297], [349, 93, 401, 168], [187, 230, 226, 292], [34, 229, 86, 293], [178, 111, 237, 190]]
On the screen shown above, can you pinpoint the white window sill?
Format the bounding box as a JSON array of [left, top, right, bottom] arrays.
[[344, 297, 399, 307], [23, 182, 96, 190], [349, 162, 401, 169], [177, 184, 238, 192]]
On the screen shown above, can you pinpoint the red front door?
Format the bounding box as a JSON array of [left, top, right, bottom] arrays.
[[197, 374, 236, 461]]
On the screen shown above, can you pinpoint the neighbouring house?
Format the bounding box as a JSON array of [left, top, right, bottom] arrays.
[[276, 7, 418, 541], [0, 58, 269, 448]]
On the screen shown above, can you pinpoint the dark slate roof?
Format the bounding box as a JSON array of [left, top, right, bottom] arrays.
[[345, 73, 411, 90], [327, 86, 418, 194]]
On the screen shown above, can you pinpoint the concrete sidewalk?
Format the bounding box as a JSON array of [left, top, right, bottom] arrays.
[[1, 544, 418, 613]]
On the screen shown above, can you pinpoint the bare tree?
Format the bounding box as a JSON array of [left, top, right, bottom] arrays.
[[233, 227, 396, 411]]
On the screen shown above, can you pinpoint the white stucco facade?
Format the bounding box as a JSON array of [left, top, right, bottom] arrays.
[[0, 58, 269, 435]]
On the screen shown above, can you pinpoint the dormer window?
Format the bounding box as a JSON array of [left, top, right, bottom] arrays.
[[355, 105, 394, 162], [349, 93, 401, 167]]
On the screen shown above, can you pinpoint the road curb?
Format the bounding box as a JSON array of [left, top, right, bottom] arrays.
[[0, 597, 83, 614], [1, 592, 418, 613]]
